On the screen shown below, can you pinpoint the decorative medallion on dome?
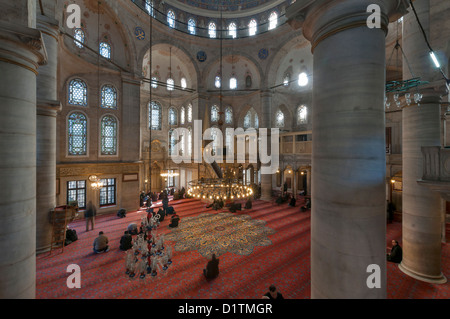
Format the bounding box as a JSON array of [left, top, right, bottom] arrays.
[[258, 48, 269, 60], [165, 212, 276, 258], [197, 51, 207, 62], [134, 27, 146, 40]]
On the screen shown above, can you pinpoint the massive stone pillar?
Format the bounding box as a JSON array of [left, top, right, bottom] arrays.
[[36, 14, 61, 254], [287, 0, 408, 298], [0, 21, 46, 298], [260, 90, 273, 201], [399, 0, 447, 284]]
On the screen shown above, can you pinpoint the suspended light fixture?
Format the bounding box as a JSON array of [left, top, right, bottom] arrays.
[[187, 178, 253, 201]]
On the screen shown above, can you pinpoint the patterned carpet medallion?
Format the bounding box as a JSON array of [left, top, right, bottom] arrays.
[[165, 212, 276, 258]]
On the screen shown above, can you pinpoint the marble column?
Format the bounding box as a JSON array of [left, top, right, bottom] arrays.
[[259, 90, 273, 201], [398, 0, 446, 284], [0, 21, 46, 298], [287, 0, 408, 298], [36, 15, 61, 254]]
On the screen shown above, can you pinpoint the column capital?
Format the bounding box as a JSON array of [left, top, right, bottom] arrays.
[[36, 14, 60, 41], [286, 0, 409, 51]]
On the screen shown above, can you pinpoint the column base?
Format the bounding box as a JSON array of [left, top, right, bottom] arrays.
[[398, 263, 447, 284]]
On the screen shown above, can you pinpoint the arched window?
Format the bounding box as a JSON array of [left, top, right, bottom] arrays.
[[149, 101, 162, 130], [187, 127, 192, 156], [99, 42, 111, 59], [245, 75, 252, 88], [188, 18, 196, 35], [180, 106, 185, 125], [275, 110, 284, 127], [167, 10, 176, 29], [228, 22, 237, 38], [74, 28, 85, 48], [145, 0, 154, 16], [100, 115, 117, 155], [226, 130, 233, 152], [249, 19, 257, 36], [225, 107, 233, 124], [283, 73, 290, 86], [68, 112, 87, 155], [230, 77, 237, 90], [181, 77, 187, 89], [68, 79, 87, 106], [298, 72, 309, 87], [297, 105, 308, 124], [208, 22, 216, 38], [211, 105, 219, 122], [187, 104, 193, 123], [215, 75, 221, 89], [151, 76, 158, 88], [254, 113, 259, 129], [166, 78, 174, 91], [168, 129, 176, 155], [168, 107, 177, 125], [244, 111, 251, 129], [101, 85, 117, 109], [269, 11, 278, 30]]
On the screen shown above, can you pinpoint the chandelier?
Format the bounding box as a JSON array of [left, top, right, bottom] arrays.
[[160, 170, 179, 178], [187, 178, 253, 201], [89, 175, 103, 190]]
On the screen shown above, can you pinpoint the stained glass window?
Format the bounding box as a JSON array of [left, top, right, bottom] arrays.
[[276, 110, 284, 127], [167, 10, 175, 29], [215, 76, 221, 89], [187, 127, 192, 156], [180, 106, 185, 125], [167, 78, 174, 91], [297, 105, 308, 124], [229, 22, 237, 38], [283, 73, 290, 86], [211, 105, 219, 122], [68, 112, 87, 155], [269, 12, 278, 30], [74, 28, 85, 48], [149, 101, 162, 130], [169, 107, 177, 125], [101, 115, 117, 155], [68, 79, 87, 106], [145, 0, 153, 16], [225, 107, 233, 124], [209, 22, 216, 38], [101, 85, 117, 109], [249, 19, 257, 36], [230, 77, 237, 90], [254, 113, 259, 129], [298, 72, 309, 86], [67, 180, 86, 209], [188, 18, 196, 35], [244, 111, 251, 129], [181, 77, 187, 89], [187, 104, 193, 122], [151, 76, 158, 88], [99, 42, 111, 59], [168, 129, 176, 155], [99, 178, 116, 206]]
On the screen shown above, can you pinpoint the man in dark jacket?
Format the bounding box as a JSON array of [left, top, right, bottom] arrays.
[[203, 254, 219, 279], [120, 231, 133, 251], [169, 213, 180, 228], [387, 240, 402, 263]]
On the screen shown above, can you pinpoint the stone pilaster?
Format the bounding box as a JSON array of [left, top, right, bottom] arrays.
[[286, 0, 409, 298]]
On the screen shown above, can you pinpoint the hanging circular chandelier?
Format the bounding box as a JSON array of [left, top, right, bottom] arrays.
[[160, 170, 179, 178], [187, 178, 253, 201], [89, 175, 104, 190]]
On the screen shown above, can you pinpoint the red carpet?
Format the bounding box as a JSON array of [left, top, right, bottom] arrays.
[[36, 198, 449, 299]]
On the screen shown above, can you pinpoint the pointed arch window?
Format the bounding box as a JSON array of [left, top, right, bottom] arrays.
[[169, 107, 178, 125], [208, 22, 216, 38], [168, 129, 176, 156], [68, 79, 87, 106], [298, 72, 309, 87], [228, 22, 237, 38], [188, 18, 196, 35], [145, 0, 154, 17], [215, 75, 221, 89], [225, 107, 233, 124], [100, 115, 117, 155], [269, 11, 278, 30], [149, 101, 162, 130], [167, 78, 174, 91], [74, 28, 85, 48], [151, 76, 158, 88], [68, 112, 87, 156], [297, 105, 308, 124], [187, 127, 192, 156], [167, 10, 176, 29], [244, 111, 251, 129], [187, 104, 193, 123], [180, 106, 185, 125], [99, 42, 111, 59], [101, 85, 117, 109], [181, 77, 187, 89], [275, 110, 285, 127], [254, 113, 259, 129], [211, 105, 219, 123], [249, 19, 257, 36], [230, 77, 237, 90], [283, 73, 290, 86]]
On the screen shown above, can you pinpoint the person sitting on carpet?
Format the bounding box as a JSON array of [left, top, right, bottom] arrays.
[[117, 208, 126, 218], [245, 198, 252, 210], [120, 231, 132, 251], [203, 254, 219, 279], [127, 222, 138, 235], [169, 213, 180, 228], [263, 285, 284, 299], [301, 198, 311, 212], [288, 197, 296, 207], [387, 240, 402, 263], [93, 231, 109, 254]]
